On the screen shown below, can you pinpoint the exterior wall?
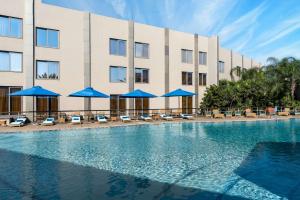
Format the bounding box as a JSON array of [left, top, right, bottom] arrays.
[[35, 0, 85, 111], [231, 52, 243, 81], [134, 23, 165, 109], [0, 0, 260, 114], [90, 14, 129, 111], [219, 48, 232, 81], [243, 57, 252, 69], [0, 0, 26, 109], [198, 36, 210, 104], [168, 30, 195, 109]]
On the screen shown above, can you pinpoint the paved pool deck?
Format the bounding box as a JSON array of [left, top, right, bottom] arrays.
[[0, 115, 298, 134]]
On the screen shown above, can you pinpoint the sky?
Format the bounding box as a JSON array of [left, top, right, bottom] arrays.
[[43, 0, 300, 64]]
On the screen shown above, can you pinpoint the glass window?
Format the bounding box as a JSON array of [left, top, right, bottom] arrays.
[[110, 95, 126, 116], [36, 28, 59, 48], [0, 51, 22, 72], [36, 61, 59, 79], [10, 53, 22, 72], [218, 61, 225, 73], [199, 73, 207, 86], [0, 52, 9, 71], [10, 87, 22, 114], [37, 28, 47, 47], [181, 49, 193, 64], [110, 66, 127, 83], [0, 16, 22, 38], [135, 68, 149, 83], [48, 30, 59, 48], [109, 39, 126, 56], [0, 87, 8, 114], [182, 72, 193, 85], [135, 42, 149, 58], [0, 16, 9, 36], [199, 52, 207, 65], [10, 18, 22, 38], [0, 86, 22, 115]]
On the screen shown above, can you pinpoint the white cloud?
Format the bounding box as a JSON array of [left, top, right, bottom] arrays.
[[256, 17, 300, 48], [218, 2, 267, 45], [254, 40, 300, 64], [164, 0, 176, 20], [105, 0, 127, 17], [187, 0, 238, 34]]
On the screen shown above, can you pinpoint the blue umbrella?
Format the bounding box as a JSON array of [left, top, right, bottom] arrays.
[[162, 88, 195, 97], [162, 89, 196, 111], [121, 89, 157, 98], [121, 89, 157, 115], [69, 87, 109, 98], [10, 86, 60, 97], [10, 86, 60, 119]]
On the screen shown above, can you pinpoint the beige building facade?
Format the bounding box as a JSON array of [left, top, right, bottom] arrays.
[[0, 0, 261, 115]]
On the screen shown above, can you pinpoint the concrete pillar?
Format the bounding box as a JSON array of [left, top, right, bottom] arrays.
[[83, 12, 91, 110], [194, 34, 199, 109], [128, 21, 135, 110], [207, 36, 218, 86], [23, 0, 34, 117], [164, 28, 170, 109]]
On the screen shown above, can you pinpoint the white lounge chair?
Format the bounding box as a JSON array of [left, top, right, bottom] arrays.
[[180, 113, 194, 120], [97, 115, 107, 123], [42, 118, 55, 126], [120, 116, 131, 122], [71, 115, 82, 124], [140, 114, 152, 121], [9, 117, 27, 127], [160, 114, 173, 121]]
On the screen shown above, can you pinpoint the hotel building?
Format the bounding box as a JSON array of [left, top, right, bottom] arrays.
[[0, 0, 261, 116]]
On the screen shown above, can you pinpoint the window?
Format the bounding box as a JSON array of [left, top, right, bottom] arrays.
[[182, 72, 193, 85], [199, 51, 207, 65], [199, 73, 207, 86], [110, 95, 126, 116], [135, 68, 149, 83], [110, 38, 126, 56], [182, 96, 193, 114], [0, 16, 22, 38], [36, 28, 59, 48], [135, 98, 149, 115], [36, 97, 58, 117], [110, 66, 127, 83], [0, 51, 22, 72], [181, 49, 193, 64], [218, 61, 225, 73], [135, 42, 149, 58], [36, 61, 59, 79], [0, 86, 22, 115]]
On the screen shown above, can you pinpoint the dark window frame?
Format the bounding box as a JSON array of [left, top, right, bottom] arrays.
[[135, 42, 149, 59], [0, 15, 23, 39], [135, 68, 149, 84], [109, 66, 127, 83], [36, 27, 60, 49], [182, 71, 193, 85], [109, 38, 127, 56], [0, 50, 23, 72], [36, 60, 60, 80]]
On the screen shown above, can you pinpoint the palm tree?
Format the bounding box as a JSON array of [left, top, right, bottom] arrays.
[[277, 57, 300, 100], [230, 66, 246, 81]]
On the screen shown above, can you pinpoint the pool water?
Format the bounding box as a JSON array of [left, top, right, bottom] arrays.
[[0, 120, 300, 199]]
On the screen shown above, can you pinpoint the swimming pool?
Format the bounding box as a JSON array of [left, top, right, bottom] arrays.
[[0, 119, 299, 199]]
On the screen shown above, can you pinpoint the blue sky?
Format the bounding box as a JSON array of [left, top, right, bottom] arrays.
[[43, 0, 300, 63]]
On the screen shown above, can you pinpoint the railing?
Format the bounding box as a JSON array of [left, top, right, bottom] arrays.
[[0, 108, 201, 122], [0, 106, 298, 122]]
